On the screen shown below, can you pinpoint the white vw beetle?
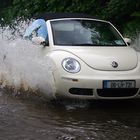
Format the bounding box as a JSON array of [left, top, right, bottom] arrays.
[[34, 13, 140, 100]]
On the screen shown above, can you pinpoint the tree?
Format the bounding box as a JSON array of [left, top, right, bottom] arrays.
[[0, 0, 139, 37]]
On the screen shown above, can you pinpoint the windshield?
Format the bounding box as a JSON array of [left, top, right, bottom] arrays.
[[51, 19, 126, 46]]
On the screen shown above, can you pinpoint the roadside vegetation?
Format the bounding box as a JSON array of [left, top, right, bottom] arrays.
[[0, 0, 140, 39]]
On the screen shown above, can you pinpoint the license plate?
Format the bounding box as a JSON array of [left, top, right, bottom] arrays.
[[103, 80, 136, 88]]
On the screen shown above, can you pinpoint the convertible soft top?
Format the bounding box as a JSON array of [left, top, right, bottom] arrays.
[[35, 13, 98, 20]]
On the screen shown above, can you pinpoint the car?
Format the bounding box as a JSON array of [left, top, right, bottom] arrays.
[[33, 13, 140, 100]]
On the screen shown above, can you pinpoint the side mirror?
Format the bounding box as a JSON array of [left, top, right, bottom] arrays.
[[124, 38, 131, 46], [32, 37, 49, 46]]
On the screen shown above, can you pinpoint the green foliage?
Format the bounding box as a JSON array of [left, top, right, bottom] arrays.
[[131, 12, 140, 17], [123, 11, 140, 39], [0, 0, 139, 37], [123, 19, 140, 39], [104, 0, 139, 27]]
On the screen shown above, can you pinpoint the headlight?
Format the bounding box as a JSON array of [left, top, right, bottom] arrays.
[[62, 58, 81, 73]]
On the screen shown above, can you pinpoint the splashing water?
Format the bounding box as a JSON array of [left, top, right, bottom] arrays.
[[132, 34, 140, 51], [0, 20, 56, 99]]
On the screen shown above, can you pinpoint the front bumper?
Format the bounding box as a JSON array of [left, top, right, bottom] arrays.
[[54, 72, 140, 100]]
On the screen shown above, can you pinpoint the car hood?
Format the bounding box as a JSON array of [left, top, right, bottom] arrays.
[[64, 47, 138, 71]]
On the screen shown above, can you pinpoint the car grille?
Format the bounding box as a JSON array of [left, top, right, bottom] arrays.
[[97, 88, 139, 97], [69, 88, 93, 96]]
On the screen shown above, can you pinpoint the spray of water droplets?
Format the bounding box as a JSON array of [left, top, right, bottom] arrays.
[[0, 20, 56, 99], [132, 34, 140, 51]]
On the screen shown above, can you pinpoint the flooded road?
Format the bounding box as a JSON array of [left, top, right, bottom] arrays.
[[0, 89, 140, 140]]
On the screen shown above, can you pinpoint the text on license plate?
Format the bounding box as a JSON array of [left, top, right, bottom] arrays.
[[103, 80, 136, 88]]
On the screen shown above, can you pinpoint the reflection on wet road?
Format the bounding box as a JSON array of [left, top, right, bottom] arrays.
[[0, 89, 140, 140]]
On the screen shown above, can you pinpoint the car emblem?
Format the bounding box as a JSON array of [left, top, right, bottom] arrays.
[[111, 61, 118, 68]]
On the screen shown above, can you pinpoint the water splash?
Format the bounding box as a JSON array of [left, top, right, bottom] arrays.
[[0, 20, 56, 99], [132, 34, 140, 51]]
